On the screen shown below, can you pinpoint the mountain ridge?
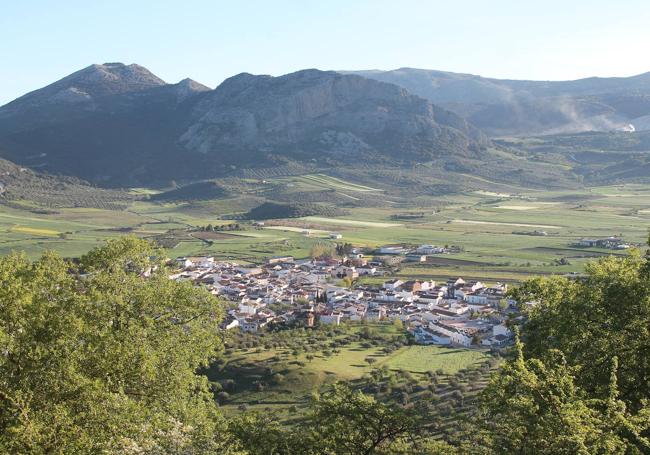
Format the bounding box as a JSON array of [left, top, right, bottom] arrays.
[[0, 63, 489, 186], [344, 68, 650, 136]]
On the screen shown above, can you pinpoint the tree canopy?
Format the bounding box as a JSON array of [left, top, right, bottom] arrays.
[[476, 336, 650, 454], [510, 245, 650, 409], [477, 237, 650, 454], [0, 237, 240, 454]]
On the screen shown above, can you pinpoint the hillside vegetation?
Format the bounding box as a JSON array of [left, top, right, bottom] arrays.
[[0, 156, 132, 210], [243, 202, 348, 220]]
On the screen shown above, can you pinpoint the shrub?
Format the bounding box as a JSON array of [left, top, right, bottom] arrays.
[[216, 391, 230, 404]]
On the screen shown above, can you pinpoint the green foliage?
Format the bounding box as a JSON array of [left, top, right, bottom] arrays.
[[477, 243, 650, 453], [307, 384, 422, 454], [477, 337, 650, 454], [510, 249, 650, 408], [341, 276, 356, 290], [310, 242, 336, 260], [232, 383, 454, 455], [0, 157, 133, 210], [336, 242, 355, 256], [230, 412, 300, 454], [0, 237, 240, 454], [244, 202, 348, 220]]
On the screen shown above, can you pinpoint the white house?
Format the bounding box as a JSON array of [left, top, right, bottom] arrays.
[[383, 279, 404, 291], [378, 246, 407, 255], [223, 318, 240, 330], [405, 254, 427, 263], [416, 245, 446, 255], [176, 257, 193, 268], [493, 324, 512, 337], [238, 298, 264, 315], [186, 256, 215, 268], [412, 327, 452, 345], [429, 321, 473, 346], [357, 266, 377, 276]]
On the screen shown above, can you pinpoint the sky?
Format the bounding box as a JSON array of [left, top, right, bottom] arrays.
[[1, 0, 649, 105]]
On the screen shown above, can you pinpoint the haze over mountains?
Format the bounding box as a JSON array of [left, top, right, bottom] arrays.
[[0, 62, 649, 188], [347, 68, 650, 136]]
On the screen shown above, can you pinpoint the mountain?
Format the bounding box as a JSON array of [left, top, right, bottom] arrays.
[[181, 69, 488, 162], [0, 63, 212, 185], [0, 64, 488, 186], [345, 68, 650, 136]]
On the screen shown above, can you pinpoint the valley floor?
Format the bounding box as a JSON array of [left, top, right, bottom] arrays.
[[0, 182, 647, 283]]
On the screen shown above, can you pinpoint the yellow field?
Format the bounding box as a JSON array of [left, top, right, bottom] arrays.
[[10, 226, 60, 236]]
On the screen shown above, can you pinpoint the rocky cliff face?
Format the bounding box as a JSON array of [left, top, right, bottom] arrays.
[[0, 64, 487, 185], [181, 69, 487, 162]]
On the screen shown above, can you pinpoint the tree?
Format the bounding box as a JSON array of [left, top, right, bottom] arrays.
[[0, 237, 241, 454], [230, 412, 300, 454], [335, 243, 354, 257], [310, 243, 336, 260], [476, 334, 650, 454], [216, 391, 230, 404], [510, 244, 650, 410], [306, 383, 426, 455], [230, 383, 455, 454], [342, 276, 357, 290]]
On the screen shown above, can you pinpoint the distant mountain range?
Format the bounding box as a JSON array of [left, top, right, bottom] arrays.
[[1, 63, 649, 189], [345, 68, 650, 136], [0, 63, 488, 186]]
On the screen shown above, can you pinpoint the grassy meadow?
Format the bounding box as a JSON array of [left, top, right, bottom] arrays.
[[206, 322, 493, 426]]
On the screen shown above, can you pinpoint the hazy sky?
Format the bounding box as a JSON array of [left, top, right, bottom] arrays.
[[2, 0, 649, 105]]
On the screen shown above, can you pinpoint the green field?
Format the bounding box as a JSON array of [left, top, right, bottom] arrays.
[[0, 177, 648, 282], [383, 345, 488, 374]]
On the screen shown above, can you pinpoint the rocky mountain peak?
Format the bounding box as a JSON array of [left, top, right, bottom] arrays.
[[1, 63, 167, 113]]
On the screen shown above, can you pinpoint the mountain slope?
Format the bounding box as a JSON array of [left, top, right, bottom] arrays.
[[0, 64, 488, 186], [0, 154, 132, 209], [346, 68, 650, 136]]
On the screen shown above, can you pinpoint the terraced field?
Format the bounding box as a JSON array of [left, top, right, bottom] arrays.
[[297, 174, 382, 192]]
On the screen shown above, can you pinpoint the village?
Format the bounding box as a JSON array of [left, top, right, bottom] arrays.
[[170, 246, 517, 349]]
